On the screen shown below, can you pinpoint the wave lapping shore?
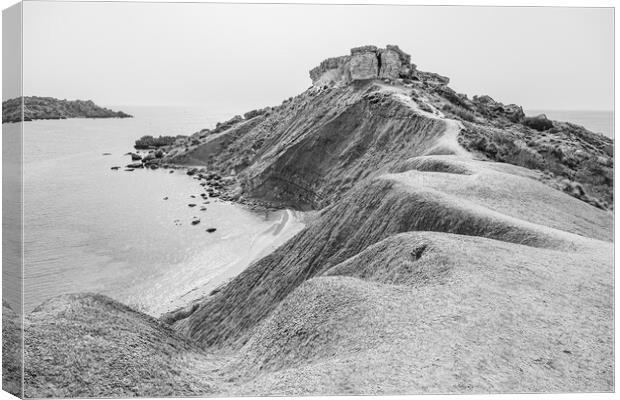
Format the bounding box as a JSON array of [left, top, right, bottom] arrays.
[[9, 45, 614, 397]]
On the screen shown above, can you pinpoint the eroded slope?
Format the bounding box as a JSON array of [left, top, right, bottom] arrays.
[[227, 232, 612, 394], [167, 82, 447, 209], [171, 154, 612, 349]]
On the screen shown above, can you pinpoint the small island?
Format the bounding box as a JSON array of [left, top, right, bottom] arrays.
[[2, 96, 132, 123]]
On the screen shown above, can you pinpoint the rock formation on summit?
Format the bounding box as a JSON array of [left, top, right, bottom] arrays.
[[309, 45, 423, 86]]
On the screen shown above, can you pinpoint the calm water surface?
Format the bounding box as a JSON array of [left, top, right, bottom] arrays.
[[21, 107, 304, 315]]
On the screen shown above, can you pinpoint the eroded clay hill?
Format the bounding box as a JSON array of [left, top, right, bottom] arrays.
[[21, 45, 614, 396], [164, 44, 612, 211]]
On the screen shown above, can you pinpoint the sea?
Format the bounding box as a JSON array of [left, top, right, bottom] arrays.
[[2, 107, 613, 316], [527, 110, 614, 139], [8, 106, 306, 316]]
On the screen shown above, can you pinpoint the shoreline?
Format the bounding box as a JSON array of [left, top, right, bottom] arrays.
[[123, 149, 289, 213], [116, 152, 310, 317], [19, 147, 309, 318], [159, 207, 307, 317]]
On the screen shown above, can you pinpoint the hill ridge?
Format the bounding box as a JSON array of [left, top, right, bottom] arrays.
[[15, 44, 614, 396]]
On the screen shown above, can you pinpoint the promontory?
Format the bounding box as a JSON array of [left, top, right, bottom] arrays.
[[9, 45, 613, 397]]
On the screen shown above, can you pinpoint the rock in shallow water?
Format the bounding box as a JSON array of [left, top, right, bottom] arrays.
[[143, 153, 157, 163], [206, 228, 216, 233], [126, 162, 143, 169]]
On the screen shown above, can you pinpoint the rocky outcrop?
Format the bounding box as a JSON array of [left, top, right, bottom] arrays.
[[378, 47, 401, 79], [379, 45, 413, 79], [134, 135, 182, 150], [416, 70, 450, 85], [471, 95, 525, 123], [308, 56, 350, 82], [523, 113, 554, 131], [309, 44, 424, 86], [2, 96, 132, 123], [348, 47, 379, 80], [243, 107, 270, 120]]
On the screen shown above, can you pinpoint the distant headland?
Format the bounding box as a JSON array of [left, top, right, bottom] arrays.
[[2, 96, 132, 123]]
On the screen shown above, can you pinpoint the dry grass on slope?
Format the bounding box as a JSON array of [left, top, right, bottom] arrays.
[[24, 293, 222, 398], [224, 232, 612, 395], [458, 121, 613, 209], [172, 157, 609, 349]]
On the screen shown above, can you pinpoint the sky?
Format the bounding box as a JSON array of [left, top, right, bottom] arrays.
[[3, 1, 20, 101], [14, 2, 614, 114]]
